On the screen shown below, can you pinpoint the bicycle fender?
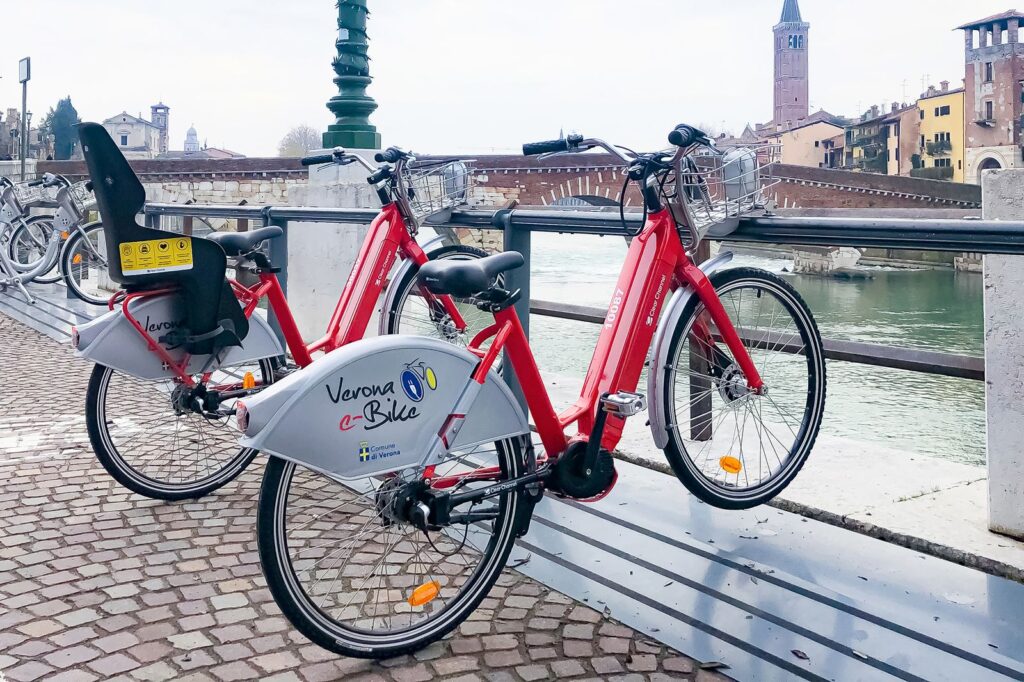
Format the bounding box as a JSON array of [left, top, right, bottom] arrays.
[[238, 335, 529, 481], [73, 293, 284, 380], [647, 251, 734, 449], [376, 234, 447, 336]]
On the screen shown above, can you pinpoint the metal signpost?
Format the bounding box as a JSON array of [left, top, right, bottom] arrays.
[[19, 57, 30, 180]]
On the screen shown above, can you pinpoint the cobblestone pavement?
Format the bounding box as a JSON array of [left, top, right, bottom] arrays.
[[0, 314, 728, 682]]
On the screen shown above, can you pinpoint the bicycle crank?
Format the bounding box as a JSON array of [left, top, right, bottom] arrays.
[[548, 441, 616, 500]]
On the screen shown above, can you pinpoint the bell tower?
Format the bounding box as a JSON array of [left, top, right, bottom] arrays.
[[773, 0, 810, 126]]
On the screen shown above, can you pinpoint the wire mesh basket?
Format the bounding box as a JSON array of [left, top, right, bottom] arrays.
[[11, 182, 45, 208], [403, 160, 473, 221], [668, 143, 780, 240], [69, 181, 97, 214]]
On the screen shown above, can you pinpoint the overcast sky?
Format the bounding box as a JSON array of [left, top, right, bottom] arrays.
[[0, 1, 1009, 157]]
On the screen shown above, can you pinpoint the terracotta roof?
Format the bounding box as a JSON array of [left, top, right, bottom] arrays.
[[956, 10, 1024, 30], [779, 0, 803, 23]]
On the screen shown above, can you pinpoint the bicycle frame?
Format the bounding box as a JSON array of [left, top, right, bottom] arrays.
[[466, 206, 764, 463], [116, 201, 469, 386]]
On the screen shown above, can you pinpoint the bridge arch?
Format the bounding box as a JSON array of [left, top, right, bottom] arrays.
[[977, 156, 1003, 184], [551, 194, 619, 207]]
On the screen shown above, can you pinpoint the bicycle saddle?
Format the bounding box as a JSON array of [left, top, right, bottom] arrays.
[[207, 226, 283, 257], [417, 251, 524, 297]]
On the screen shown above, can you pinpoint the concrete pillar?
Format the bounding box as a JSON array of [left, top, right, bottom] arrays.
[[982, 168, 1024, 540], [285, 151, 381, 342], [1009, 19, 1019, 43]]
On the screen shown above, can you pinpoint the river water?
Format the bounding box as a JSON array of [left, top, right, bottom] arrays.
[[523, 232, 986, 466]]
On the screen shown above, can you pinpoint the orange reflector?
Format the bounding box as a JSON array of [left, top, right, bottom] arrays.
[[61, 231, 69, 239], [72, 254, 83, 265], [720, 456, 743, 474], [242, 372, 256, 390], [408, 581, 440, 607]]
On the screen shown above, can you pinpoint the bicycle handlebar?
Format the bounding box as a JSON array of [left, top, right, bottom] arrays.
[[522, 139, 570, 156], [300, 154, 335, 167], [26, 178, 45, 187], [375, 147, 410, 164]]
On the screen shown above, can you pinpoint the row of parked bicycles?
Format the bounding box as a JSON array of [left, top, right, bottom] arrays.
[[0, 172, 109, 304], [65, 121, 826, 658]]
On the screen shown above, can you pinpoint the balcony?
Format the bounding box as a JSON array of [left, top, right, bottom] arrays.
[[911, 166, 955, 180], [926, 140, 952, 156]]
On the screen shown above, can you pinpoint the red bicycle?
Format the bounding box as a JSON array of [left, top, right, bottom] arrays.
[[72, 122, 494, 500], [239, 124, 826, 657]]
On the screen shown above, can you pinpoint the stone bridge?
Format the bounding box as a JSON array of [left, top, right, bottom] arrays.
[[38, 154, 982, 214], [37, 158, 308, 207], [461, 155, 982, 210]]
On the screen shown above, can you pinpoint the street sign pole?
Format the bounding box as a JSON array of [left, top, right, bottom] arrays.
[[19, 57, 31, 180]]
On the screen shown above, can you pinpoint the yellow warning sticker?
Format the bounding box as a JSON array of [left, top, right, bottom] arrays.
[[120, 237, 193, 276]]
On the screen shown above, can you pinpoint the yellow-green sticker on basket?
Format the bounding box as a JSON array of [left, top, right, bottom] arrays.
[[120, 237, 193, 275]]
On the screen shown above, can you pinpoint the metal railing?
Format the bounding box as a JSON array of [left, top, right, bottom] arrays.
[[140, 201, 1024, 383]]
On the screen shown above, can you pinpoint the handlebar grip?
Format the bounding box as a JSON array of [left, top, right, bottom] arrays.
[[300, 154, 335, 167], [668, 125, 699, 147], [522, 139, 570, 156], [27, 179, 45, 187], [374, 147, 404, 164]]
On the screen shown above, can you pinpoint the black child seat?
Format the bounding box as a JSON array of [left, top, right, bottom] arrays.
[[79, 122, 251, 355], [417, 251, 524, 297]]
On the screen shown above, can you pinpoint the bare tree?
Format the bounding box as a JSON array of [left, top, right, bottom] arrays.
[[693, 122, 732, 140], [277, 125, 321, 157]]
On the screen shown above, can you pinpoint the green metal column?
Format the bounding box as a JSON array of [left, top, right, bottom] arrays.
[[323, 0, 381, 150]]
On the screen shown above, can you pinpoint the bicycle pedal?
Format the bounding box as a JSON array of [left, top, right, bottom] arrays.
[[600, 391, 647, 417]]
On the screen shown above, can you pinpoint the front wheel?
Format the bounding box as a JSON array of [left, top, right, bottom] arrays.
[[8, 217, 62, 283], [661, 267, 826, 509], [62, 222, 112, 305], [258, 437, 525, 658], [86, 358, 275, 500]]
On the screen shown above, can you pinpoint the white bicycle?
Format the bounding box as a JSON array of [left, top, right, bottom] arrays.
[[2, 174, 109, 304]]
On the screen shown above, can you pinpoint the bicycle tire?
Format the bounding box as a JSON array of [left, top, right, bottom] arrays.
[[86, 358, 275, 501], [258, 437, 525, 658], [62, 222, 111, 305], [661, 267, 826, 509]]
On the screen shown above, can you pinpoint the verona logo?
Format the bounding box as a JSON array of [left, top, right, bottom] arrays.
[[358, 441, 371, 462], [400, 360, 438, 403]]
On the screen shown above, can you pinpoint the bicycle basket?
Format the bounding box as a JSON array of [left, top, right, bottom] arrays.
[[669, 143, 780, 240], [69, 181, 97, 215], [403, 160, 473, 221], [11, 182, 45, 208]]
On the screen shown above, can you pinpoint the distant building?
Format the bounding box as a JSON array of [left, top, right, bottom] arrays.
[[0, 108, 53, 160], [773, 0, 810, 128], [957, 10, 1024, 183], [845, 103, 920, 176], [102, 103, 170, 159], [153, 124, 245, 160], [764, 118, 844, 168], [184, 124, 200, 153], [915, 82, 966, 183]]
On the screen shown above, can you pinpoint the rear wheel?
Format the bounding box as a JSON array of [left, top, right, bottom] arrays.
[[661, 267, 825, 509], [86, 358, 275, 500], [62, 223, 111, 305], [258, 437, 525, 658]]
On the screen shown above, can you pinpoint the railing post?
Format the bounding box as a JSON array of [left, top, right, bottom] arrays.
[[264, 207, 289, 357], [982, 169, 1024, 541], [497, 209, 529, 413]]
